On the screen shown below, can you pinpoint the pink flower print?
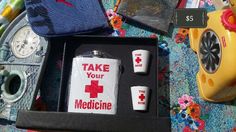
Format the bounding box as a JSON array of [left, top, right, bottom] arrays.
[[207, 0, 213, 6], [199, 1, 205, 7], [106, 9, 117, 20], [178, 94, 194, 109]]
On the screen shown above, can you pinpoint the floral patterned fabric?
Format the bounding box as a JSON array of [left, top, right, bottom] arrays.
[[0, 0, 235, 131], [103, 0, 236, 131]]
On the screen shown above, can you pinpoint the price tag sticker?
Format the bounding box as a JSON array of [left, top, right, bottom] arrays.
[[174, 9, 208, 28]]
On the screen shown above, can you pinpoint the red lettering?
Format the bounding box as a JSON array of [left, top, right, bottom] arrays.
[[91, 100, 94, 109], [135, 64, 142, 67], [82, 64, 88, 71], [222, 36, 227, 48], [104, 64, 109, 72], [95, 102, 99, 109], [88, 64, 94, 71], [139, 90, 145, 93], [95, 64, 102, 71], [74, 100, 112, 110], [107, 103, 112, 110], [87, 72, 105, 79], [82, 102, 87, 109], [87, 100, 91, 109], [82, 64, 110, 72], [138, 102, 145, 104], [74, 99, 82, 109], [102, 102, 106, 109]]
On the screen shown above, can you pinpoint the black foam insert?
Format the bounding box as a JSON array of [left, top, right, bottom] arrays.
[[16, 36, 170, 132], [59, 37, 157, 118]]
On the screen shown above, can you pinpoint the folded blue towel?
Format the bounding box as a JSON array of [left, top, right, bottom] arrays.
[[25, 0, 111, 37]]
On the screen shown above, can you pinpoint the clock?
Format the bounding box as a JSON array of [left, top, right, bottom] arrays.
[[11, 26, 40, 58], [0, 11, 50, 121]]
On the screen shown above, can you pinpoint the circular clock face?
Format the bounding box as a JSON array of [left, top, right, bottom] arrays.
[[11, 26, 40, 58]]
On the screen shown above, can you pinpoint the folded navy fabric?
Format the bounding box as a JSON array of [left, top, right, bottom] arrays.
[[25, 0, 110, 37]]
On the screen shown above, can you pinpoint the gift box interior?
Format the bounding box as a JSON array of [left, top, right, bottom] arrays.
[[16, 36, 170, 132]]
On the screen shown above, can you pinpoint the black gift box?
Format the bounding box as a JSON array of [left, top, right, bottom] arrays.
[[16, 36, 170, 132]]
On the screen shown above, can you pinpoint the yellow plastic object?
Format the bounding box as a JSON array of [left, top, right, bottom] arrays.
[[189, 9, 236, 102]]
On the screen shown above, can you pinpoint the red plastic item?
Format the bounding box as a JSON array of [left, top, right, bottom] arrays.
[[221, 9, 236, 31]]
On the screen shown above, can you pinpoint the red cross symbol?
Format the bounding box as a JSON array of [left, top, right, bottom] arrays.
[[139, 94, 145, 101], [85, 80, 103, 98], [135, 57, 142, 64]]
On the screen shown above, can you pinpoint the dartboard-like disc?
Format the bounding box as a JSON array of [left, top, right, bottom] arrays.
[[199, 30, 221, 73]]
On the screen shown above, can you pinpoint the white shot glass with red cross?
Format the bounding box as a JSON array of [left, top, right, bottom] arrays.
[[131, 86, 149, 111], [132, 49, 150, 73]]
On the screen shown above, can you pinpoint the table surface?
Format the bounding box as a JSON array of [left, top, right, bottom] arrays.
[[104, 0, 236, 131], [0, 0, 236, 132]]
